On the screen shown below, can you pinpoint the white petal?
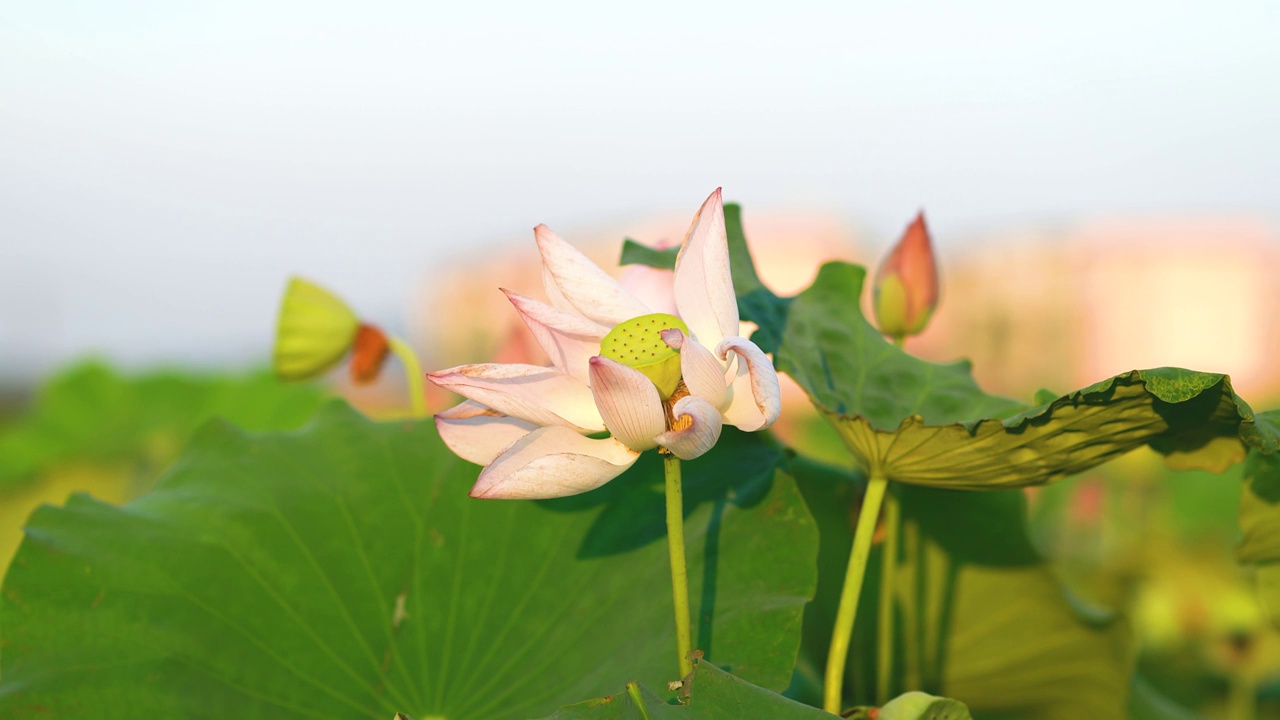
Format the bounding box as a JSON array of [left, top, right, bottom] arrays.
[[535, 224, 650, 326], [717, 337, 782, 432], [427, 363, 604, 432], [434, 401, 536, 466], [660, 329, 728, 410], [504, 289, 606, 383], [655, 396, 723, 461], [673, 188, 738, 350], [471, 426, 640, 499], [588, 356, 666, 452]]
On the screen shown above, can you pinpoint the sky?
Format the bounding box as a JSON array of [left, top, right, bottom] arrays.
[[2, 1, 1278, 383]]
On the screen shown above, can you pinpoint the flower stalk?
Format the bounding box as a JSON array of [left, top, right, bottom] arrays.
[[386, 335, 427, 418], [901, 518, 923, 692], [824, 471, 890, 714], [664, 453, 694, 678], [877, 490, 900, 702]]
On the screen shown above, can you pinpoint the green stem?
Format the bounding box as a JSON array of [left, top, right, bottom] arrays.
[[901, 519, 922, 692], [387, 335, 427, 418], [877, 489, 899, 703], [664, 454, 694, 678], [892, 335, 906, 349], [627, 682, 654, 719], [824, 472, 889, 714]]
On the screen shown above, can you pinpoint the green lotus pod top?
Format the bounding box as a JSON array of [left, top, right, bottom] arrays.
[[274, 277, 360, 381], [599, 313, 689, 398]]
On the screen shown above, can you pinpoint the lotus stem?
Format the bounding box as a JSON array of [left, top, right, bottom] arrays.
[[824, 471, 889, 714], [901, 518, 922, 692], [664, 454, 694, 678], [387, 335, 427, 418], [877, 489, 899, 702]]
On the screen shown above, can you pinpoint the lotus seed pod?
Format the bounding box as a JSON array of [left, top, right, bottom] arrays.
[[599, 313, 690, 398]]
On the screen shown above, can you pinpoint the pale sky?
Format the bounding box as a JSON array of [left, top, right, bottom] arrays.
[[2, 1, 1278, 383]]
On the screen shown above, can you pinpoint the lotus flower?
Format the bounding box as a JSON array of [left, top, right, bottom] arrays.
[[429, 189, 782, 499], [873, 211, 939, 339]]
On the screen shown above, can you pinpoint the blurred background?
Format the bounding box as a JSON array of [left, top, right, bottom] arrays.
[[3, 1, 1279, 390], [4, 2, 1280, 716]]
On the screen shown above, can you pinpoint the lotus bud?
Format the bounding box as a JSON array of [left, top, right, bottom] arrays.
[[873, 212, 939, 341], [273, 276, 360, 381]]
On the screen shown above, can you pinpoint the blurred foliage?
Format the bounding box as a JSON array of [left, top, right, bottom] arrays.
[[792, 467, 1132, 719], [0, 360, 326, 571], [1236, 413, 1280, 574], [0, 359, 326, 490]]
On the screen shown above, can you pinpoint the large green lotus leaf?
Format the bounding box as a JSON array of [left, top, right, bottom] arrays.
[[537, 660, 830, 719], [0, 402, 816, 719], [931, 562, 1129, 720], [770, 262, 1271, 488], [793, 469, 1131, 719], [897, 485, 1129, 720], [0, 359, 326, 490]]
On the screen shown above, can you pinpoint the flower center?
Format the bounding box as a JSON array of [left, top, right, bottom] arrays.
[[600, 312, 689, 399]]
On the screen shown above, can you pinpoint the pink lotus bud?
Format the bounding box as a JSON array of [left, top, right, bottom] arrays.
[[873, 211, 939, 340]]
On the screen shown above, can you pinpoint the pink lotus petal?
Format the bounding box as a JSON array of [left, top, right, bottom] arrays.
[[619, 247, 677, 316], [427, 363, 604, 432], [535, 224, 650, 326], [435, 400, 537, 466], [673, 188, 738, 350], [717, 337, 782, 432], [471, 426, 640, 499], [504, 289, 606, 383], [588, 356, 667, 452], [661, 329, 728, 410], [655, 396, 723, 461]]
